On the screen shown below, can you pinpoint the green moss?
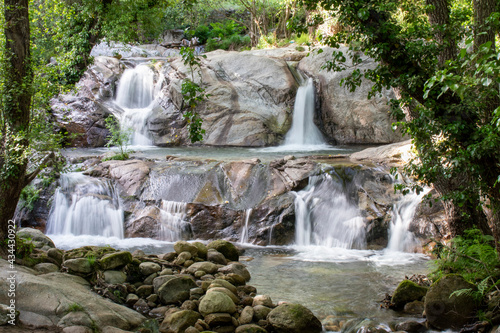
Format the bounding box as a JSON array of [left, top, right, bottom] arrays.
[[64, 246, 117, 260], [391, 280, 428, 309]]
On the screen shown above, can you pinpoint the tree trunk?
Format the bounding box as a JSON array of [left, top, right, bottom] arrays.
[[0, 0, 32, 249], [473, 0, 497, 52], [426, 0, 456, 65]]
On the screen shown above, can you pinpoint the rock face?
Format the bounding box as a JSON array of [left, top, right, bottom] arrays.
[[0, 259, 145, 330], [53, 45, 403, 148], [424, 275, 478, 330], [298, 46, 402, 144]]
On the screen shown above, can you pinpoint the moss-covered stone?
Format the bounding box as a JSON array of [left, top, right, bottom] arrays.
[[64, 246, 117, 260], [391, 280, 428, 309], [159, 310, 201, 333], [193, 241, 208, 259], [174, 241, 199, 257], [207, 240, 239, 261], [267, 303, 322, 333], [99, 251, 133, 270], [424, 274, 478, 330]]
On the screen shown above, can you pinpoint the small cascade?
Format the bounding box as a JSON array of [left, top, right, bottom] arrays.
[[114, 64, 155, 145], [294, 174, 366, 249], [387, 189, 429, 252], [46, 173, 124, 238], [283, 78, 325, 146], [158, 200, 191, 241], [239, 209, 253, 244]]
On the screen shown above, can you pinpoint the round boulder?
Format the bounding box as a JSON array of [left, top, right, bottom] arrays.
[[139, 262, 162, 276], [174, 241, 199, 257], [99, 251, 132, 270], [424, 274, 478, 330], [159, 310, 201, 333], [17, 228, 55, 249], [198, 291, 237, 316], [218, 263, 251, 281], [267, 303, 322, 333], [158, 276, 197, 305], [207, 240, 239, 261], [391, 280, 428, 309]]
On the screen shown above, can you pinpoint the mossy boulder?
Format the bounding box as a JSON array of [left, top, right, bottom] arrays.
[[207, 240, 239, 261], [267, 303, 322, 333], [63, 258, 93, 274], [159, 310, 201, 333], [235, 324, 268, 333], [174, 241, 199, 257], [158, 276, 197, 304], [17, 228, 55, 250], [99, 251, 133, 270], [64, 246, 116, 260], [193, 241, 208, 259], [198, 291, 237, 316], [424, 274, 478, 330], [391, 280, 428, 309]]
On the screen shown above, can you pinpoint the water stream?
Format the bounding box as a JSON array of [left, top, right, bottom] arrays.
[[114, 64, 156, 145]]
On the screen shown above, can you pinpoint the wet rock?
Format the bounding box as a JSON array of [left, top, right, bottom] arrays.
[[133, 298, 150, 315], [267, 303, 322, 333], [424, 274, 478, 330], [174, 241, 199, 257], [192, 242, 208, 259], [235, 324, 267, 333], [209, 279, 238, 295], [404, 300, 424, 315], [240, 306, 254, 325], [159, 310, 201, 333], [158, 276, 198, 304], [175, 251, 192, 265], [207, 249, 228, 265], [253, 305, 272, 321], [252, 295, 273, 307], [99, 251, 133, 270], [103, 270, 127, 284], [395, 320, 426, 332], [391, 280, 428, 309], [207, 240, 239, 262], [136, 285, 154, 298], [187, 261, 219, 275], [199, 291, 237, 316], [139, 262, 162, 276], [207, 287, 240, 304], [64, 258, 93, 274], [219, 263, 251, 282], [126, 294, 139, 306], [34, 263, 59, 274], [153, 275, 177, 294]]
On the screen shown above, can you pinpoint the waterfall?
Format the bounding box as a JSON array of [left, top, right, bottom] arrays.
[[239, 209, 253, 244], [114, 64, 155, 145], [283, 78, 325, 146], [386, 189, 429, 252], [294, 174, 366, 249], [46, 173, 124, 238], [158, 200, 191, 241]]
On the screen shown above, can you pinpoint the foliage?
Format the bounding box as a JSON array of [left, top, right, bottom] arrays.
[[430, 228, 500, 302], [180, 46, 208, 143], [15, 236, 35, 259], [19, 185, 41, 212], [104, 117, 132, 159]]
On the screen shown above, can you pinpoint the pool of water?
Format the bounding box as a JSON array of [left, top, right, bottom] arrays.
[[62, 144, 372, 162]]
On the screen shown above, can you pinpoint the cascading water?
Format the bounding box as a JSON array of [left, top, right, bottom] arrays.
[[114, 64, 155, 145], [158, 200, 191, 241], [239, 209, 253, 244], [46, 173, 124, 238], [294, 174, 366, 249], [386, 189, 430, 252], [283, 78, 326, 147]]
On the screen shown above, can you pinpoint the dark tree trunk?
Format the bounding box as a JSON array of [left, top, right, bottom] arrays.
[[426, 0, 456, 65], [0, 0, 32, 249], [473, 0, 497, 52]]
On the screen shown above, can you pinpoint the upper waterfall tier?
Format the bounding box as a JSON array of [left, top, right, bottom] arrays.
[[115, 64, 154, 109]]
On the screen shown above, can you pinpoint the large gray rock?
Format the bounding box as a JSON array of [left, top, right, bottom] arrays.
[[0, 259, 145, 330], [157, 276, 197, 304], [267, 303, 322, 333], [16, 228, 55, 250], [198, 291, 237, 316], [424, 275, 478, 330], [298, 46, 402, 144]]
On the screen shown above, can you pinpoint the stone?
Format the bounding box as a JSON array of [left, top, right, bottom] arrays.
[[218, 263, 251, 282], [424, 274, 478, 330], [126, 294, 139, 306], [404, 300, 424, 315], [144, 272, 158, 285], [181, 300, 198, 311], [160, 268, 174, 276], [99, 251, 133, 270], [174, 241, 199, 257], [175, 251, 193, 265], [185, 327, 200, 333], [17, 228, 55, 249], [136, 285, 154, 298], [103, 270, 127, 284], [207, 240, 239, 261], [391, 280, 428, 309], [190, 287, 204, 299], [102, 327, 135, 333], [64, 258, 93, 274], [207, 249, 227, 265], [47, 248, 64, 265], [58, 311, 93, 327], [235, 324, 267, 333], [193, 242, 208, 259], [224, 274, 246, 286], [198, 291, 237, 316], [204, 313, 233, 327], [252, 305, 272, 321], [153, 275, 177, 294], [187, 261, 219, 275], [158, 276, 198, 304], [132, 250, 146, 257], [62, 326, 93, 333], [267, 303, 322, 333], [237, 285, 257, 295], [139, 262, 162, 276], [252, 295, 273, 307], [34, 263, 59, 274], [206, 287, 239, 304], [209, 279, 238, 295], [160, 310, 201, 333], [239, 306, 254, 325], [395, 320, 426, 332], [133, 299, 150, 315]]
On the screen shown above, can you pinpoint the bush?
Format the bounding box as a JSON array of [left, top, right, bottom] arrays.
[[19, 185, 41, 211]]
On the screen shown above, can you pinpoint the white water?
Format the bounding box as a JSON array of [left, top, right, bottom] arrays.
[[158, 200, 190, 241], [386, 189, 430, 252], [46, 173, 124, 238], [239, 209, 253, 244], [283, 78, 326, 148], [114, 64, 155, 145], [294, 174, 366, 249]]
